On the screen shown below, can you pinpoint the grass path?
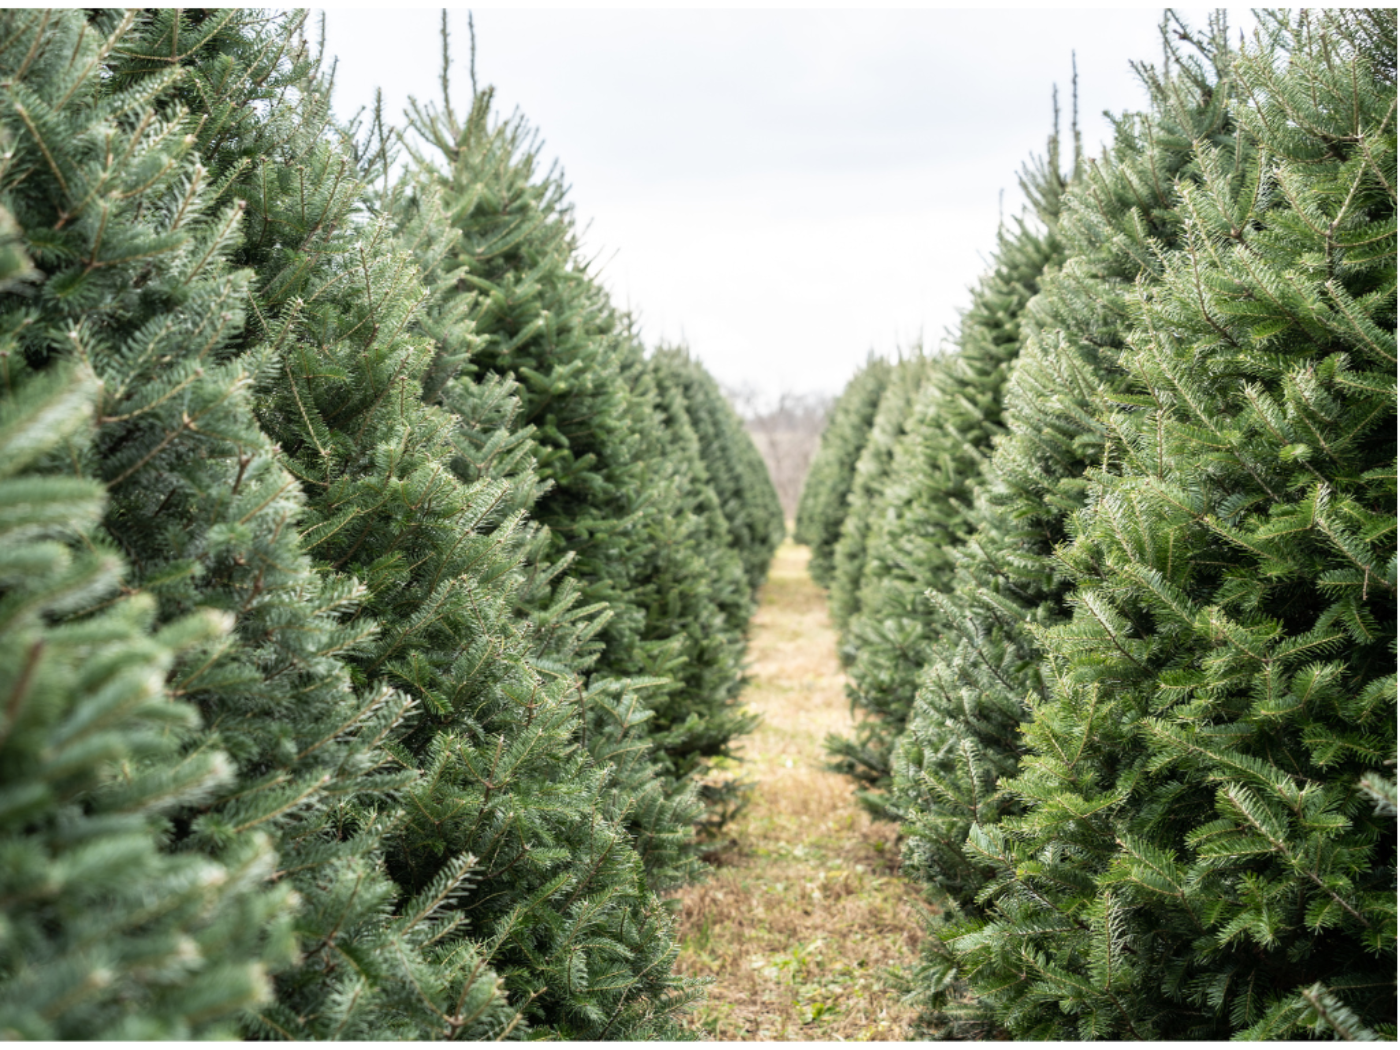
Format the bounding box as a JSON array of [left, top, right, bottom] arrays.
[[672, 541, 923, 1040]]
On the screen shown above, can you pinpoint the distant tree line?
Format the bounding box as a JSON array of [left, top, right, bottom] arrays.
[[729, 386, 833, 521]]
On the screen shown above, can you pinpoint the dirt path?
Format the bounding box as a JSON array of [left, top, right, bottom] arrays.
[[672, 541, 923, 1040]]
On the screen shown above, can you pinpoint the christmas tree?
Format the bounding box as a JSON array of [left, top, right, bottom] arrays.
[[403, 77, 684, 687], [829, 351, 931, 637], [225, 23, 704, 1034], [641, 346, 759, 820], [0, 11, 514, 1037], [892, 21, 1239, 1034], [400, 33, 763, 828], [650, 345, 784, 598], [0, 211, 281, 1038], [383, 162, 707, 892], [903, 11, 1397, 1038], [831, 144, 1070, 808], [794, 354, 892, 587]]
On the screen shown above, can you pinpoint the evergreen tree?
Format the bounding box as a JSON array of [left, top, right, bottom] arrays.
[[795, 354, 891, 587], [831, 201, 1066, 808], [0, 11, 516, 1037], [253, 211, 696, 1038], [400, 41, 761, 828], [638, 346, 758, 819], [402, 80, 670, 689], [908, 11, 1397, 1038], [383, 166, 706, 891], [0, 228, 282, 1038], [2, 8, 705, 1036], [651, 344, 784, 598], [892, 25, 1230, 1035], [212, 20, 703, 1034], [829, 351, 930, 636]]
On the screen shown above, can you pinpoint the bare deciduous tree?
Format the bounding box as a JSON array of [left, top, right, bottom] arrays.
[[725, 384, 833, 522]]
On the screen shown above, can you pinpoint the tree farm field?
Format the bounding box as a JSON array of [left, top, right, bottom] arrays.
[[670, 541, 924, 1040]]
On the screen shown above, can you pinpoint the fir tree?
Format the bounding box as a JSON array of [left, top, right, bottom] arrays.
[[794, 354, 891, 587], [829, 351, 930, 637], [383, 167, 706, 891], [403, 79, 669, 689], [911, 11, 1397, 1038], [651, 344, 784, 598], [212, 21, 702, 1033], [0, 228, 283, 1039], [831, 202, 1066, 808], [253, 212, 696, 1037], [0, 11, 515, 1037], [892, 24, 1230, 1035], [400, 34, 761, 830], [642, 345, 759, 784]]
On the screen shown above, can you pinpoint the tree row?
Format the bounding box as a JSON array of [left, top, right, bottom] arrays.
[[799, 10, 1395, 1039], [0, 10, 781, 1039]]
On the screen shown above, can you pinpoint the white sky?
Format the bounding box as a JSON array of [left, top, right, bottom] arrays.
[[321, 6, 1255, 404]]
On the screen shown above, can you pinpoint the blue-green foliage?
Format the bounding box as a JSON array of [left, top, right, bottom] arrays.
[[0, 9, 734, 1038], [829, 351, 932, 639], [401, 63, 768, 835], [651, 345, 785, 599], [828, 205, 1066, 813], [0, 11, 483, 1037], [794, 355, 892, 586], [807, 9, 1397, 1040], [223, 29, 704, 1036], [948, 13, 1396, 1038], [0, 272, 282, 1037]]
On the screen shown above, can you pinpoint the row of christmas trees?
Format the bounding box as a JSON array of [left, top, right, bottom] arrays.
[[799, 9, 1395, 1040], [0, 9, 783, 1039]]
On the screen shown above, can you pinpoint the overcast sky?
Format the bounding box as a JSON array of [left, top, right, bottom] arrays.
[[322, 6, 1253, 404]]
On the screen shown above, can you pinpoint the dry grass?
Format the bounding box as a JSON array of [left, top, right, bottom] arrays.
[[671, 541, 925, 1041]]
